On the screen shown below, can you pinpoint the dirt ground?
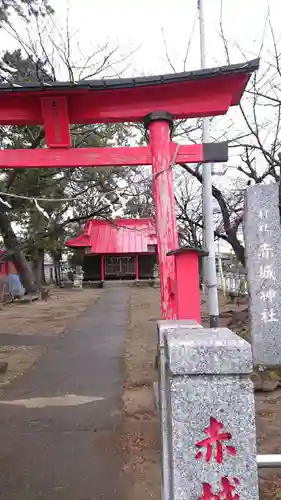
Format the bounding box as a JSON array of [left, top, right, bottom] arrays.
[[0, 287, 101, 392], [122, 287, 281, 500], [0, 287, 101, 336], [0, 345, 44, 394], [121, 286, 161, 500]]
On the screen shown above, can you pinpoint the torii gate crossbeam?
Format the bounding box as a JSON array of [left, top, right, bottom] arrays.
[[0, 142, 227, 168]]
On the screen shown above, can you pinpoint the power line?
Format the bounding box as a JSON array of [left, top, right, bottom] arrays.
[[0, 191, 76, 203]]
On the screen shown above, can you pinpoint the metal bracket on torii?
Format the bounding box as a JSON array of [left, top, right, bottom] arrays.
[[0, 58, 259, 319]]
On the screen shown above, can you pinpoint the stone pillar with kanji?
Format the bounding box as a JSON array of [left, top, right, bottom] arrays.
[[244, 183, 281, 368], [165, 326, 259, 500]]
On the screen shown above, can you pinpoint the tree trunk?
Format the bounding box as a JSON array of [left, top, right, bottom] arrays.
[[41, 251, 46, 285], [32, 248, 45, 288], [54, 261, 59, 286], [0, 212, 37, 293], [52, 252, 62, 287], [226, 232, 245, 267]]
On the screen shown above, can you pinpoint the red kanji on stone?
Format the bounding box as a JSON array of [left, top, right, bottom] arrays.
[[195, 417, 236, 464], [199, 477, 240, 499]]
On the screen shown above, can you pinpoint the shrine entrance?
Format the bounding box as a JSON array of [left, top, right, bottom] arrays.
[[0, 58, 259, 320], [105, 256, 136, 278]]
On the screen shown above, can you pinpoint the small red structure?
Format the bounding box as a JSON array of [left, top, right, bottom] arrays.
[[167, 247, 207, 323], [66, 218, 158, 282]]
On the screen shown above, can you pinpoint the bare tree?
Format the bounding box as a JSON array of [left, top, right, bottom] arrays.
[[3, 9, 136, 82], [160, 7, 281, 266], [123, 167, 154, 218]]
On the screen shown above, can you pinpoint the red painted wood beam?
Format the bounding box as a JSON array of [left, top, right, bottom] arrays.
[[0, 142, 227, 169], [0, 73, 249, 125], [101, 255, 105, 282], [135, 255, 139, 281]]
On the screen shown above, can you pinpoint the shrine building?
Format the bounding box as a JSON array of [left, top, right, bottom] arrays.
[[66, 218, 159, 282]]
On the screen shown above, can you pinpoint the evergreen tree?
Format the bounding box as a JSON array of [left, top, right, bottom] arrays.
[[0, 49, 134, 291]]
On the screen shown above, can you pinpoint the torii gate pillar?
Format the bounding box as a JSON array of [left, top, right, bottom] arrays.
[[145, 112, 178, 319]]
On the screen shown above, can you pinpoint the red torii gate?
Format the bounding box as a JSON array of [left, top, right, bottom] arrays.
[[0, 58, 259, 320]]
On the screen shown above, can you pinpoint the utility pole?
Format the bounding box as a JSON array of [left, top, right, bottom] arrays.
[[198, 0, 219, 327]]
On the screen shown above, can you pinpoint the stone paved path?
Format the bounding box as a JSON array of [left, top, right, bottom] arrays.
[[0, 288, 128, 500]]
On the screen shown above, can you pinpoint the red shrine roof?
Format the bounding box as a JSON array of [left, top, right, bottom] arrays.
[[66, 218, 158, 255]]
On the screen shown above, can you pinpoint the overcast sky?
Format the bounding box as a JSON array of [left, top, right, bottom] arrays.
[[43, 0, 281, 72], [1, 0, 280, 78], [46, 0, 281, 75]]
